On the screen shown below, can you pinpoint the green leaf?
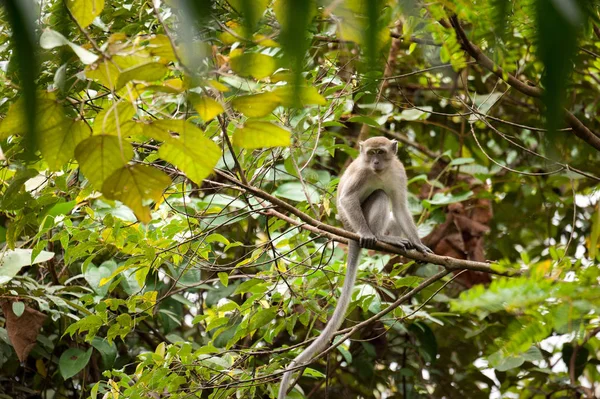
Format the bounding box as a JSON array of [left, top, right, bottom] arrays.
[[116, 62, 169, 90], [536, 0, 583, 136], [589, 204, 600, 259], [2, 0, 38, 158], [248, 307, 277, 331], [59, 347, 93, 379], [39, 29, 99, 64], [425, 191, 473, 206], [75, 135, 134, 189], [303, 368, 326, 378], [66, 0, 104, 28], [12, 302, 25, 317], [232, 121, 291, 149], [273, 182, 319, 203], [84, 261, 116, 297], [91, 337, 117, 368], [488, 350, 524, 372], [0, 249, 55, 286], [273, 85, 326, 107], [274, 0, 316, 94], [394, 276, 423, 288], [40, 119, 91, 170], [191, 96, 224, 121], [229, 53, 277, 80], [227, 0, 269, 37], [101, 164, 171, 223], [230, 92, 280, 117], [218, 272, 229, 287]]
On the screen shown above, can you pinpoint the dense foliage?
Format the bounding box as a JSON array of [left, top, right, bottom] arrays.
[[0, 0, 599, 398]]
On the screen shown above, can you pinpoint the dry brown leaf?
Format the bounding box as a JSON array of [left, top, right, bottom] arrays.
[[0, 299, 47, 362]]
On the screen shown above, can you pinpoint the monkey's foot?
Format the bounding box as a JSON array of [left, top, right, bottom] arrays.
[[377, 236, 410, 250], [359, 234, 377, 249], [414, 243, 433, 253]]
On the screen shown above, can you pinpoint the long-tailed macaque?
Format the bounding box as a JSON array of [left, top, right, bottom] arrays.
[[278, 136, 431, 398]]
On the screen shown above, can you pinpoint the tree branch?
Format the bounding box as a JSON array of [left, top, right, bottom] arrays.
[[214, 169, 519, 277], [448, 15, 600, 152]]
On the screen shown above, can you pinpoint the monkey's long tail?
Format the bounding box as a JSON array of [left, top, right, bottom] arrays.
[[277, 241, 361, 399]]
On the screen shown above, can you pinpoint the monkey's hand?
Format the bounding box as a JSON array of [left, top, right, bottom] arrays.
[[377, 236, 410, 250], [358, 233, 377, 249]]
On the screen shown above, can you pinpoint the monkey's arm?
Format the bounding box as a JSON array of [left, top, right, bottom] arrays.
[[390, 191, 432, 253], [338, 185, 377, 248]]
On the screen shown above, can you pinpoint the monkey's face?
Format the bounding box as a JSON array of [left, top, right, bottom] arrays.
[[363, 146, 393, 173]]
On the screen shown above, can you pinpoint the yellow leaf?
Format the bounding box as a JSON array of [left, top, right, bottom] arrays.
[[141, 119, 204, 142], [85, 60, 119, 90], [231, 92, 280, 117], [115, 62, 169, 90], [229, 53, 277, 80], [233, 121, 291, 149], [145, 34, 177, 62], [207, 80, 229, 92], [101, 164, 171, 223], [158, 130, 221, 184], [40, 119, 91, 171], [75, 135, 134, 188], [192, 96, 224, 121], [93, 100, 136, 136], [273, 85, 326, 107], [66, 0, 105, 28], [0, 98, 26, 139]]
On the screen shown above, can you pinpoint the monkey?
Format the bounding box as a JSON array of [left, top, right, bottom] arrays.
[[278, 136, 431, 398]]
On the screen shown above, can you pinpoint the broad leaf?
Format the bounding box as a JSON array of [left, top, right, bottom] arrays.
[[231, 92, 280, 117], [40, 29, 99, 64], [0, 249, 55, 286], [232, 121, 291, 149], [75, 135, 134, 188], [116, 62, 169, 90], [66, 0, 104, 28], [39, 119, 91, 170], [229, 53, 277, 80], [59, 348, 93, 380], [101, 164, 171, 223], [93, 100, 137, 136], [191, 96, 224, 121], [273, 85, 326, 107], [158, 128, 221, 184]]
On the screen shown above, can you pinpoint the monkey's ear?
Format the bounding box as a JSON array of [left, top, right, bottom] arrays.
[[359, 141, 364, 152], [390, 140, 398, 153]]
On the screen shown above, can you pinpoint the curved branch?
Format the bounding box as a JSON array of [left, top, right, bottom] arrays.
[[449, 15, 600, 152], [214, 169, 519, 277]]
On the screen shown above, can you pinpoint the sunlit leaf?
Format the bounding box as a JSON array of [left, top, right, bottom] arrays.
[[75, 135, 134, 188], [231, 92, 280, 117], [101, 164, 171, 223], [39, 119, 91, 170], [115, 62, 169, 90], [229, 53, 277, 80], [233, 121, 291, 149], [85, 59, 120, 90], [191, 96, 224, 121], [158, 128, 221, 184], [66, 0, 104, 28], [273, 85, 326, 107], [93, 100, 136, 136]]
